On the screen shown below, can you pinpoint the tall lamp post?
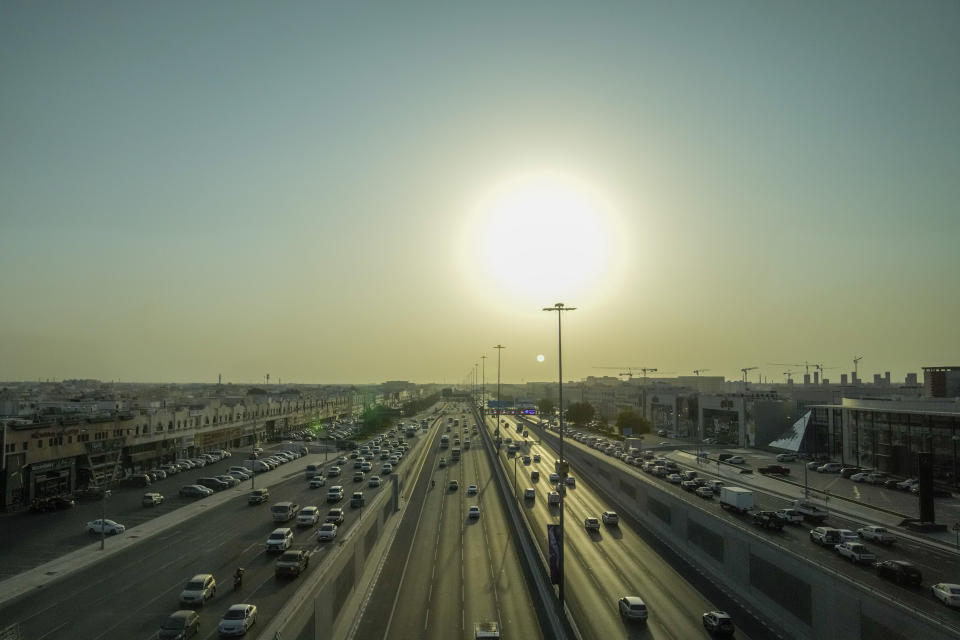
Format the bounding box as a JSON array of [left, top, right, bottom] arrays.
[[481, 355, 487, 416], [494, 345, 505, 442], [543, 302, 575, 611]]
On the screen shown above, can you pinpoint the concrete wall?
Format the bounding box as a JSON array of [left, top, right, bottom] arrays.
[[532, 423, 958, 640]]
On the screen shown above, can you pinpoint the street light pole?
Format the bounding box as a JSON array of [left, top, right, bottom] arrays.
[[543, 302, 575, 611], [494, 345, 505, 443], [481, 355, 487, 416]]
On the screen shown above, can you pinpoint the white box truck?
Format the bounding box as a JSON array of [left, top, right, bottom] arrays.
[[719, 486, 754, 513]]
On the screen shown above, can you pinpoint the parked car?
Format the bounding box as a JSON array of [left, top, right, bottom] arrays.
[[86, 519, 125, 535], [142, 492, 164, 507], [758, 464, 790, 475], [875, 560, 923, 586], [817, 462, 842, 473], [180, 485, 213, 498], [840, 466, 864, 478], [725, 456, 745, 464], [775, 453, 797, 462]]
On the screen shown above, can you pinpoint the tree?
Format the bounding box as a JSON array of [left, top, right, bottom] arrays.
[[565, 402, 595, 426], [537, 398, 555, 416], [616, 408, 652, 436]]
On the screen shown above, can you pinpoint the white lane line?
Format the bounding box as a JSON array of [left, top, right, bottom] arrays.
[[424, 608, 429, 631]]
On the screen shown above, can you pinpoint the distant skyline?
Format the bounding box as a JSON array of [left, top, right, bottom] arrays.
[[2, 2, 958, 385]]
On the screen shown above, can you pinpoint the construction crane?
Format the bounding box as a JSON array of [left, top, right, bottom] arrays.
[[593, 366, 658, 381], [740, 367, 757, 384], [783, 370, 800, 383], [768, 361, 813, 375], [853, 355, 863, 379], [813, 364, 840, 380], [693, 369, 710, 376]]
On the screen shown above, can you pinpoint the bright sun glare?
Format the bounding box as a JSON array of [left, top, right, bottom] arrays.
[[465, 171, 621, 303]]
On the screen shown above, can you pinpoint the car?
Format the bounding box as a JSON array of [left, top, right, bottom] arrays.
[[275, 549, 310, 577], [836, 529, 858, 543], [265, 528, 294, 552], [531, 470, 540, 481], [696, 486, 714, 499], [725, 456, 745, 464], [549, 472, 560, 483], [449, 480, 459, 491], [228, 470, 251, 481], [897, 478, 918, 490], [142, 492, 164, 506], [217, 603, 258, 636], [547, 491, 561, 504], [584, 517, 601, 531], [468, 505, 481, 519], [327, 466, 342, 477], [382, 463, 393, 474], [840, 466, 864, 478], [179, 573, 217, 606], [806, 461, 822, 470], [681, 480, 698, 492], [835, 541, 877, 563], [327, 486, 344, 502], [248, 488, 269, 504], [666, 473, 682, 484], [438, 458, 447, 468], [533, 454, 541, 462], [297, 506, 320, 526], [850, 472, 870, 482], [618, 596, 648, 621], [565, 476, 576, 487], [752, 511, 784, 530], [809, 527, 841, 546], [866, 472, 889, 485], [775, 509, 804, 524], [817, 462, 842, 473], [350, 491, 365, 507], [86, 519, 125, 535], [316, 522, 338, 541], [368, 475, 382, 487], [215, 475, 240, 487], [158, 610, 201, 639], [180, 484, 214, 498], [601, 511, 619, 525], [876, 560, 923, 586], [932, 583, 960, 608], [325, 508, 345, 525], [352, 472, 365, 483], [360, 462, 372, 472], [858, 526, 896, 545], [758, 464, 790, 475], [523, 487, 536, 499], [702, 610, 735, 636], [467, 484, 478, 495]]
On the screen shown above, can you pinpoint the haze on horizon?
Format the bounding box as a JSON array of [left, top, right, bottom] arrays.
[[1, 2, 958, 386]]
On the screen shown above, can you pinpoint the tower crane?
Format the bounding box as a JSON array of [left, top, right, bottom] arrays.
[[740, 367, 758, 384], [693, 369, 710, 376], [768, 362, 812, 375], [853, 356, 863, 379], [593, 366, 658, 381]]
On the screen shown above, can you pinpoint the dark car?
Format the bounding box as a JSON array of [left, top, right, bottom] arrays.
[[758, 465, 790, 476], [274, 549, 310, 577], [196, 477, 229, 491], [875, 560, 923, 586], [52, 495, 76, 509], [718, 453, 734, 462], [702, 611, 735, 636], [752, 511, 784, 530], [840, 467, 864, 478], [157, 610, 200, 639]]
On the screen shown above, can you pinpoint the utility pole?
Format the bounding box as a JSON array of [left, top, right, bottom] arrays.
[[481, 355, 487, 416], [543, 302, 575, 612], [494, 345, 505, 442]]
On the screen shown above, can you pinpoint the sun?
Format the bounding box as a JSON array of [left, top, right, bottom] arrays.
[[463, 171, 621, 303]]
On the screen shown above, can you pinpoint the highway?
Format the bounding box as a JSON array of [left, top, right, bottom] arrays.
[[355, 405, 543, 640], [487, 415, 762, 640], [0, 412, 435, 640], [526, 418, 960, 635]]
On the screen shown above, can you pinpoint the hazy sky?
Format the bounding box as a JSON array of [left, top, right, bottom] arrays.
[[2, 2, 958, 385]]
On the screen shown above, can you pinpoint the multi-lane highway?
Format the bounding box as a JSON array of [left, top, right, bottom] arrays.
[[0, 410, 437, 640], [486, 414, 762, 640], [355, 408, 543, 640]]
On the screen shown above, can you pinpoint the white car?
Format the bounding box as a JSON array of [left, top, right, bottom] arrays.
[[836, 529, 858, 543], [368, 475, 382, 487], [523, 487, 536, 499], [309, 476, 326, 488], [666, 473, 682, 484], [775, 453, 797, 462], [601, 511, 619, 525], [857, 526, 896, 545], [932, 583, 960, 608], [467, 484, 478, 495], [86, 519, 125, 535], [316, 522, 338, 541], [217, 603, 257, 636], [468, 505, 481, 519], [265, 528, 294, 552], [297, 506, 320, 527], [618, 596, 648, 621], [726, 456, 745, 464], [850, 472, 870, 482]]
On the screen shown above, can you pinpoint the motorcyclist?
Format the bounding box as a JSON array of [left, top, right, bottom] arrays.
[[233, 567, 244, 589]]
